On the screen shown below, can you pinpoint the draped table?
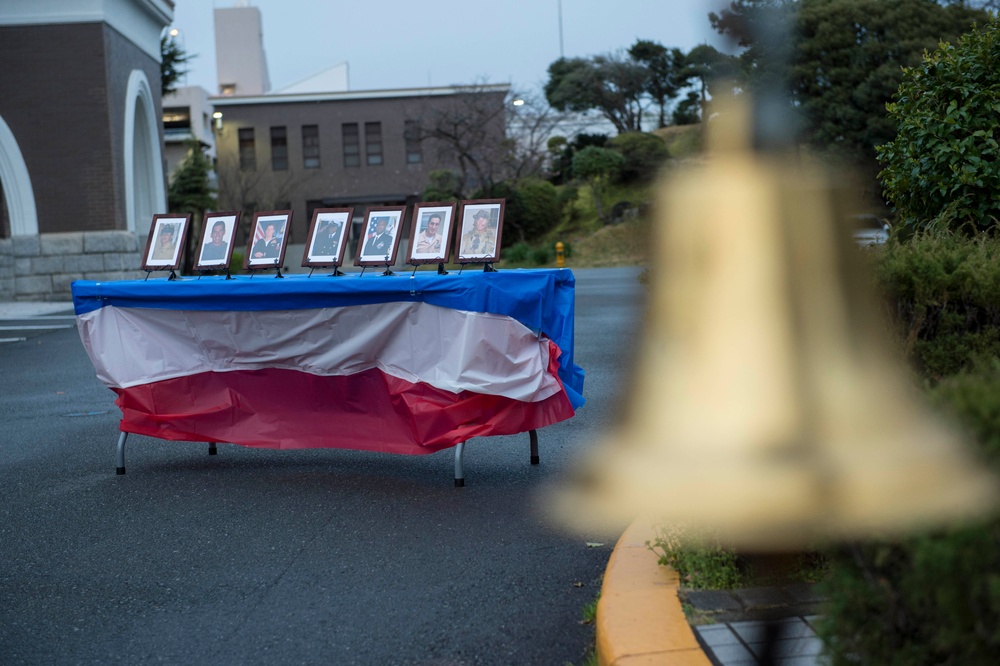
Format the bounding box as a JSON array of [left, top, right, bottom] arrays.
[[71, 269, 584, 484]]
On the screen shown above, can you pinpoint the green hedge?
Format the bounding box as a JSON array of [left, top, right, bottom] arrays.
[[872, 234, 1000, 382], [819, 234, 1000, 664]]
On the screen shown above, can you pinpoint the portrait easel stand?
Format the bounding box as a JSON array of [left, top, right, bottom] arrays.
[[306, 266, 344, 278], [249, 258, 284, 279], [144, 269, 180, 281]]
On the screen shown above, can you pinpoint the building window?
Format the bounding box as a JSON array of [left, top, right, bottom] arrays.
[[404, 120, 422, 164], [302, 125, 320, 169], [365, 122, 383, 166], [342, 123, 360, 168], [238, 127, 255, 170], [271, 126, 288, 171], [162, 107, 191, 131], [220, 83, 236, 96]]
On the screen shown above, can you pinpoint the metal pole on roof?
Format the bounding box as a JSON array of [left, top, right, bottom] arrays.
[[558, 0, 564, 58]]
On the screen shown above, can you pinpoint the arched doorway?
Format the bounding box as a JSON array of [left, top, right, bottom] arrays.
[[124, 70, 165, 240], [0, 114, 39, 238]]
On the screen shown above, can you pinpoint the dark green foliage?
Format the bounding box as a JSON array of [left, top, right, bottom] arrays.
[[168, 139, 215, 215], [872, 234, 1000, 381], [571, 147, 625, 182], [572, 147, 625, 224], [422, 170, 463, 201], [502, 242, 531, 263], [818, 234, 1000, 664], [529, 246, 552, 265], [545, 38, 692, 134], [878, 17, 1000, 234], [606, 132, 669, 182], [711, 0, 987, 169], [648, 529, 745, 589], [548, 134, 608, 185], [627, 40, 688, 129], [160, 34, 192, 97], [545, 54, 648, 134], [497, 179, 561, 244]]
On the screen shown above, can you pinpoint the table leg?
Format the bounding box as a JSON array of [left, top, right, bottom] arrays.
[[454, 441, 465, 488], [116, 431, 128, 475], [529, 429, 539, 465]]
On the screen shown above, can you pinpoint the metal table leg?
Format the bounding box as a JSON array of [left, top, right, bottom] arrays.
[[116, 431, 128, 475], [529, 429, 539, 465], [454, 441, 465, 487]]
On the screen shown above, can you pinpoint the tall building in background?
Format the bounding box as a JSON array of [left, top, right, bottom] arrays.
[[214, 3, 270, 96]]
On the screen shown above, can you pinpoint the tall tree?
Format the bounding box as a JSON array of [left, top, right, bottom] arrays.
[[544, 53, 648, 133], [160, 34, 192, 97], [627, 40, 689, 128], [168, 139, 215, 272], [409, 84, 509, 196], [709, 0, 988, 166]]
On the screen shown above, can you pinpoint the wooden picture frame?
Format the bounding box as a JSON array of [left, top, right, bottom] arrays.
[[455, 199, 504, 264], [406, 202, 457, 265], [194, 211, 240, 271], [354, 206, 406, 267], [244, 211, 292, 271], [302, 208, 352, 268], [141, 213, 191, 271]]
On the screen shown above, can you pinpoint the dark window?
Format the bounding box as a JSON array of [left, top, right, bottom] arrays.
[[238, 128, 255, 170], [302, 125, 320, 169], [365, 122, 383, 166], [271, 126, 288, 171], [404, 120, 422, 164], [162, 107, 191, 131], [342, 123, 360, 168]]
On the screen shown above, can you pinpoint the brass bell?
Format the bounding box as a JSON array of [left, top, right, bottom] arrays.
[[553, 95, 998, 549]]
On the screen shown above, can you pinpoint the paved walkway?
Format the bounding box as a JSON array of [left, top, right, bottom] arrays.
[[694, 616, 825, 665], [686, 585, 827, 665]]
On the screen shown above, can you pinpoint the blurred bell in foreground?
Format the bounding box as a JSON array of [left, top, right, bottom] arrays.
[[553, 94, 998, 549]]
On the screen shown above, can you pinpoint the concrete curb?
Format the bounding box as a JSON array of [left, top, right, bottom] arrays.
[[596, 517, 711, 666]]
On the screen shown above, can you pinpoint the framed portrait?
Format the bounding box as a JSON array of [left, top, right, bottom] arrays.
[[406, 202, 457, 265], [455, 199, 505, 264], [194, 211, 240, 271], [354, 206, 406, 267], [302, 208, 352, 268], [244, 210, 292, 270], [141, 213, 191, 271]]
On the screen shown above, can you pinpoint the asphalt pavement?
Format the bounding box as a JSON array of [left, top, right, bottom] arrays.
[[0, 267, 646, 665]]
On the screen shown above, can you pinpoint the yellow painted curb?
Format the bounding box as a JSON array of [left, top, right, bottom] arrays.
[[596, 517, 711, 666]]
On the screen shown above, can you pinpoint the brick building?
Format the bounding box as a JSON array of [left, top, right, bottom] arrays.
[[211, 84, 509, 262], [0, 0, 172, 301]]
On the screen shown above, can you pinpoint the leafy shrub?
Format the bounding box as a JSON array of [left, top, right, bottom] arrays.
[[510, 179, 561, 242], [648, 525, 744, 590], [422, 170, 463, 201], [871, 233, 1000, 381], [530, 246, 552, 265], [878, 17, 1000, 234], [503, 242, 531, 263], [606, 132, 669, 182]]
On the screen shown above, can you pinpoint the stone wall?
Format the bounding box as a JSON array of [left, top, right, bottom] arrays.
[[1, 231, 144, 302]]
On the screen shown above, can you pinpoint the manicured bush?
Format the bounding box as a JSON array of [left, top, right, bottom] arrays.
[[530, 246, 552, 266], [606, 131, 669, 182], [503, 242, 531, 263]]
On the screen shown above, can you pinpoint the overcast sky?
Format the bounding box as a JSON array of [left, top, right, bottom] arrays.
[[170, 0, 732, 95]]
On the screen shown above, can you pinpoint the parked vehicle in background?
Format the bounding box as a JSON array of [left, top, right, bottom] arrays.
[[850, 214, 890, 246]]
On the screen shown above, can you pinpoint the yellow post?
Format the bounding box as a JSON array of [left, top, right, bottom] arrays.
[[555, 241, 566, 268]]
